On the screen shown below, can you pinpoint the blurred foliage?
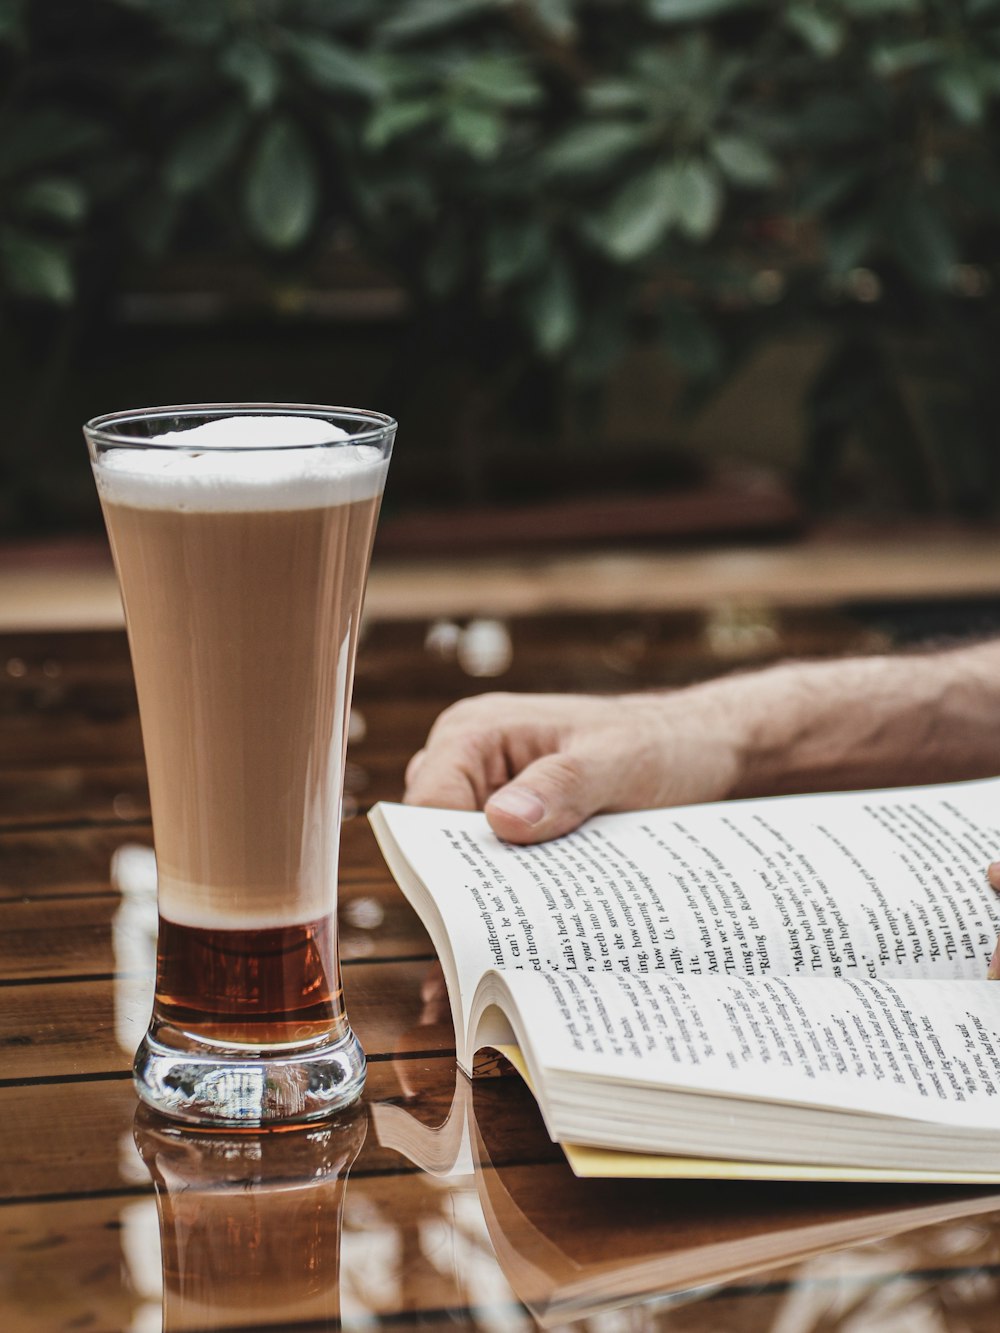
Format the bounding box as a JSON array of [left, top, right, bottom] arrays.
[[3, 0, 1000, 511]]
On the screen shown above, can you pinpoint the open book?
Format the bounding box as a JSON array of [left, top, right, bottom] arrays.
[[373, 1064, 1000, 1324], [369, 777, 1000, 1179]]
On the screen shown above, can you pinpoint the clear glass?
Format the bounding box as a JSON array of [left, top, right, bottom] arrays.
[[85, 403, 395, 1124]]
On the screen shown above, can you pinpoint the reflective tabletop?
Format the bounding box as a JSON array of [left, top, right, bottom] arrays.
[[4, 607, 1000, 1332]]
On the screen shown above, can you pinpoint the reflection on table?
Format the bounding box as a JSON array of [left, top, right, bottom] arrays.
[[372, 1007, 1000, 1328], [134, 1106, 365, 1332], [7, 609, 1000, 1333]]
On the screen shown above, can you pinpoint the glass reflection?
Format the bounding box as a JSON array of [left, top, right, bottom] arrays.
[[112, 842, 158, 1058], [133, 1103, 366, 1332], [371, 1046, 1000, 1331]]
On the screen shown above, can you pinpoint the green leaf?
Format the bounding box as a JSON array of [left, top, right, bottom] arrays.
[[364, 100, 436, 150], [543, 122, 650, 176], [870, 39, 944, 78], [594, 164, 681, 260], [889, 196, 957, 289], [163, 103, 245, 195], [220, 39, 280, 111], [281, 31, 386, 98], [784, 6, 843, 57], [531, 0, 576, 40], [448, 56, 542, 107], [710, 134, 778, 187], [485, 219, 548, 286], [841, 0, 919, 14], [584, 79, 644, 113], [0, 229, 73, 303], [796, 162, 869, 215], [377, 0, 497, 44], [155, 8, 225, 46], [13, 178, 87, 224], [0, 110, 106, 179], [649, 0, 753, 20], [244, 118, 320, 250], [934, 67, 985, 125], [675, 160, 723, 240], [523, 256, 576, 356], [446, 104, 503, 160], [366, 51, 425, 95]]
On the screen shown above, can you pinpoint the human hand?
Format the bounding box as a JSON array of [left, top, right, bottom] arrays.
[[403, 689, 743, 844]]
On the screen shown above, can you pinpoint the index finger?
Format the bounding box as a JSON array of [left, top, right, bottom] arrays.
[[403, 728, 508, 811]]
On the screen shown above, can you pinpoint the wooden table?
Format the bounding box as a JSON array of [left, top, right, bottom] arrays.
[[4, 608, 1000, 1332]]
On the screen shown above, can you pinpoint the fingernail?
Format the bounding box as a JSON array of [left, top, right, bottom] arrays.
[[989, 938, 1000, 980], [488, 786, 546, 826], [989, 862, 1000, 892]]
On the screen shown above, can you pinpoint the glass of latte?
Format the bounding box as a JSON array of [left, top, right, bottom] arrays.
[[85, 404, 394, 1124]]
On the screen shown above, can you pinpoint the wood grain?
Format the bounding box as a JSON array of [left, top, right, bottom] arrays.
[[0, 882, 430, 983], [0, 1057, 468, 1203], [3, 612, 978, 1333], [0, 959, 448, 1084], [0, 818, 401, 904]]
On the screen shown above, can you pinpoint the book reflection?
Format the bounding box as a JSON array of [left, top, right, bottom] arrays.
[[373, 1050, 1000, 1328], [133, 1103, 366, 1332]]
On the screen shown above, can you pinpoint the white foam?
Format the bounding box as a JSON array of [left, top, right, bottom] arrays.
[[93, 414, 388, 511], [156, 871, 334, 930]]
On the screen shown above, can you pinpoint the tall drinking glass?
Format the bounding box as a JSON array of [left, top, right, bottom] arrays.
[[85, 404, 395, 1124]]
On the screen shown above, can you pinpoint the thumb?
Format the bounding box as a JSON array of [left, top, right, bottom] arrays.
[[484, 751, 611, 845]]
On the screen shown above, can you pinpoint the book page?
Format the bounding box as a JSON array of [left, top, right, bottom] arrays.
[[499, 970, 1000, 1130], [373, 778, 1000, 987]]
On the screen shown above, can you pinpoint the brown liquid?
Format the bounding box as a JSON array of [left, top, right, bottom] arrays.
[[100, 487, 382, 1046], [135, 1106, 366, 1332], [155, 915, 345, 1046]]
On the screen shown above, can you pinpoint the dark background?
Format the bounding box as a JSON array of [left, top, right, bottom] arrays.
[[4, 0, 1000, 541]]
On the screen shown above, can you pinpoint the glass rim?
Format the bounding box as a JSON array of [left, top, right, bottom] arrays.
[[83, 402, 397, 452]]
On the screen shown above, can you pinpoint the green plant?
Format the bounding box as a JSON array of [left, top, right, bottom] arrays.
[[3, 0, 1000, 513]]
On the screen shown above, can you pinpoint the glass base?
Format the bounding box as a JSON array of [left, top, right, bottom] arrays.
[[133, 1024, 366, 1126]]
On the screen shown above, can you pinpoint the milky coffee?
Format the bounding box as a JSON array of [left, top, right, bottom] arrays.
[[94, 417, 387, 1044]]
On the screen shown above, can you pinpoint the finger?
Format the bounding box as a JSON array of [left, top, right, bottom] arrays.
[[404, 762, 478, 809], [403, 734, 492, 810], [989, 862, 1000, 893], [484, 749, 615, 845], [990, 937, 1000, 980], [404, 749, 426, 789]]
